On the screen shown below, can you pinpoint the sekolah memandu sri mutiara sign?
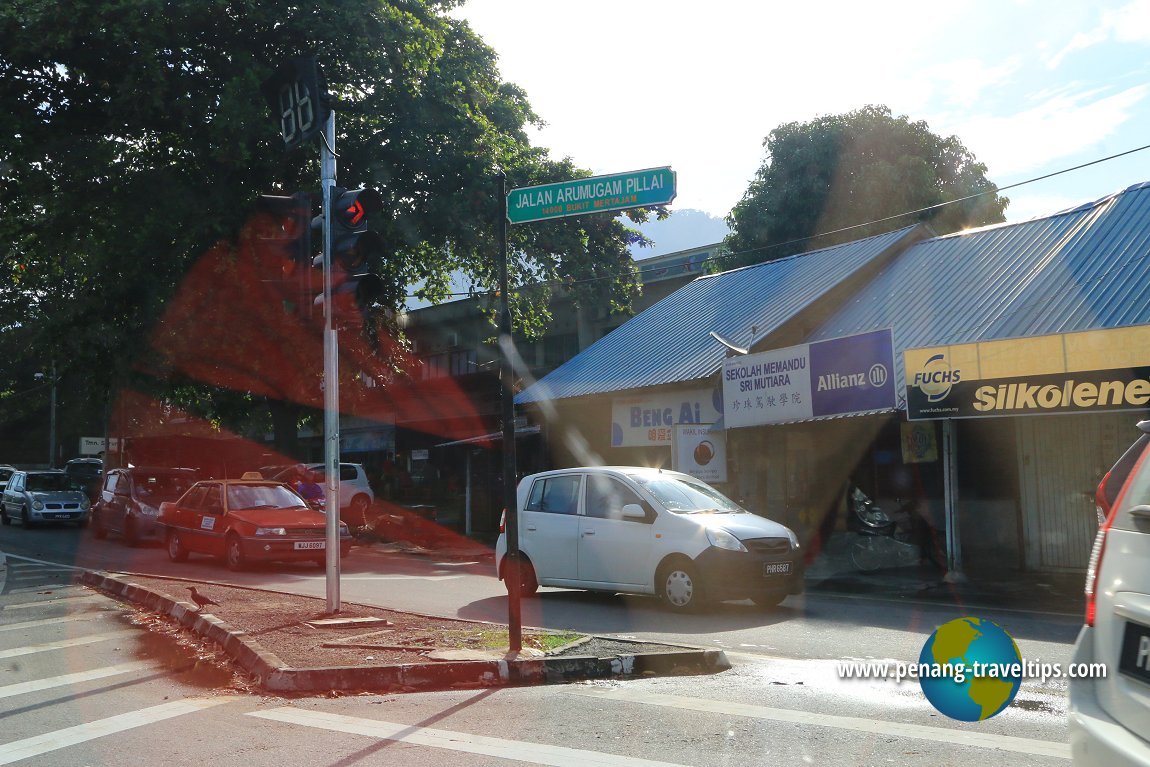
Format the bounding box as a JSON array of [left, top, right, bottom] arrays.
[[722, 329, 897, 429], [905, 325, 1150, 420]]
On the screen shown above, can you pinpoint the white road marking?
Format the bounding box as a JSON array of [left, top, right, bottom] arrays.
[[0, 661, 157, 699], [248, 707, 692, 767], [0, 630, 136, 659], [6, 584, 74, 594], [337, 575, 463, 581], [569, 687, 1071, 760], [0, 698, 232, 765], [0, 615, 93, 632], [1, 594, 102, 610]]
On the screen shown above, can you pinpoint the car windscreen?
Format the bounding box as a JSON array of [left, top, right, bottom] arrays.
[[226, 483, 307, 511], [25, 473, 73, 492], [628, 474, 742, 513], [133, 474, 194, 502]]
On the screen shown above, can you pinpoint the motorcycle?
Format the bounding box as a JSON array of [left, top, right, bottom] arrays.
[[846, 486, 939, 572]]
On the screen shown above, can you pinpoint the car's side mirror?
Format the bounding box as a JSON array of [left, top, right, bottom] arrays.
[[621, 503, 647, 520]]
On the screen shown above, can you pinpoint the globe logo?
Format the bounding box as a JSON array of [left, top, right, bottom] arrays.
[[918, 617, 1022, 721], [916, 353, 960, 403]]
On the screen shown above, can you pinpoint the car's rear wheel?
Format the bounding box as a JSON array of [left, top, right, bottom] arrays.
[[501, 556, 539, 596], [225, 533, 246, 571], [658, 558, 705, 612], [166, 530, 188, 562]]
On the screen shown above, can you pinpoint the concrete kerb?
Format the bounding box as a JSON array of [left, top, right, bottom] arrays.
[[79, 571, 730, 693]]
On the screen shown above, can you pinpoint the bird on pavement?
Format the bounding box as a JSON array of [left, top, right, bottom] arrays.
[[186, 586, 221, 611]]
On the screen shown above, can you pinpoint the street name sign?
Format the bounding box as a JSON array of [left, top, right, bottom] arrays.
[[507, 166, 676, 224]]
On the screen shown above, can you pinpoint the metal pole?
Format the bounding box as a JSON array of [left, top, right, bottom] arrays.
[[942, 418, 965, 583], [498, 171, 522, 652], [320, 109, 342, 613], [465, 450, 472, 537], [48, 361, 57, 469]]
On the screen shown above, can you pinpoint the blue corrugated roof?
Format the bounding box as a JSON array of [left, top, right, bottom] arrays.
[[516, 226, 921, 404], [805, 181, 1150, 387]]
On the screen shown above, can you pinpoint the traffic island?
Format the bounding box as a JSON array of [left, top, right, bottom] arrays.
[[79, 571, 730, 694]]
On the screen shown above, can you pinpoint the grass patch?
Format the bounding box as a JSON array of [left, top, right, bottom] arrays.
[[436, 628, 584, 653]]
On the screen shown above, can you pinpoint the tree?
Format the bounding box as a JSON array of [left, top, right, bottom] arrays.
[[723, 105, 1008, 268], [0, 0, 650, 455]]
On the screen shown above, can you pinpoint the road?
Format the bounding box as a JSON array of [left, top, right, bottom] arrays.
[[0, 525, 1080, 766]]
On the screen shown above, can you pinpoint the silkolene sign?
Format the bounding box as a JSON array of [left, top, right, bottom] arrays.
[[722, 329, 896, 429], [904, 326, 1150, 420]]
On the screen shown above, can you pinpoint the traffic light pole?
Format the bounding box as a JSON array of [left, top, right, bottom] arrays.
[[320, 109, 342, 614]]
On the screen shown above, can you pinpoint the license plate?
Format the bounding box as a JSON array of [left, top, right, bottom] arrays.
[[1119, 621, 1150, 686], [51, 513, 76, 520], [294, 541, 325, 550], [763, 562, 792, 576]]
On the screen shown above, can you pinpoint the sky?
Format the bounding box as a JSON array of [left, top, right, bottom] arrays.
[[454, 0, 1150, 234]]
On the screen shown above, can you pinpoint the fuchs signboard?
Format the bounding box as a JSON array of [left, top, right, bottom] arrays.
[[905, 326, 1150, 420], [722, 329, 896, 428]]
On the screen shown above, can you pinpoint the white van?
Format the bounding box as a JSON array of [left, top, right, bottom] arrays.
[[495, 466, 803, 611]]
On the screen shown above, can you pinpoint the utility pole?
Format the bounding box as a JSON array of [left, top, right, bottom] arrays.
[[36, 362, 57, 468], [320, 110, 342, 614]]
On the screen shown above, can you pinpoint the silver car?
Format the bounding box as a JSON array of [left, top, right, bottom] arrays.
[[0, 470, 90, 528], [1070, 419, 1150, 765]]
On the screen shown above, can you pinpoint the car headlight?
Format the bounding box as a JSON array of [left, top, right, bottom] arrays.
[[706, 527, 747, 552], [255, 527, 287, 536], [339, 524, 350, 536], [80, 498, 90, 510], [33, 499, 44, 510]]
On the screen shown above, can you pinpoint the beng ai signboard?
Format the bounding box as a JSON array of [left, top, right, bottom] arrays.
[[611, 388, 723, 447]]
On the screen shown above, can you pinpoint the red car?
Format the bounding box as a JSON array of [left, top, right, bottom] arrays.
[[158, 473, 351, 570]]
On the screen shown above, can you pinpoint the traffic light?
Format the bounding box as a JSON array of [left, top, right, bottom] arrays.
[[313, 187, 385, 329], [253, 192, 313, 315]]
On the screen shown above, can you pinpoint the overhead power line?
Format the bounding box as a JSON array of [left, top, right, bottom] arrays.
[[408, 141, 1150, 301]]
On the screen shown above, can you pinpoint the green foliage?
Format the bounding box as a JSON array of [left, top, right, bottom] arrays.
[[723, 105, 1009, 268], [0, 0, 645, 441]]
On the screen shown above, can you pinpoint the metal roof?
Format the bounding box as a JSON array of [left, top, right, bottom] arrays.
[[516, 226, 921, 404], [805, 181, 1150, 386]]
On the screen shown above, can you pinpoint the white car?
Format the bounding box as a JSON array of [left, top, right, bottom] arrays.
[[495, 466, 803, 611], [1070, 419, 1150, 765], [274, 462, 374, 520]]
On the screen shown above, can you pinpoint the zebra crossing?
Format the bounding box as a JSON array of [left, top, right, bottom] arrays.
[[0, 553, 82, 595], [0, 582, 1074, 767]]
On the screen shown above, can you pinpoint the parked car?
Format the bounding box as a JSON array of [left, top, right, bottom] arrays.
[[0, 465, 16, 495], [157, 472, 351, 570], [63, 457, 103, 502], [495, 466, 804, 611], [272, 462, 374, 522], [0, 470, 90, 528], [1070, 419, 1150, 764], [91, 467, 197, 546]]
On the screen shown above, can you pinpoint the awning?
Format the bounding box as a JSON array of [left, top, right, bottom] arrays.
[[435, 425, 541, 448]]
